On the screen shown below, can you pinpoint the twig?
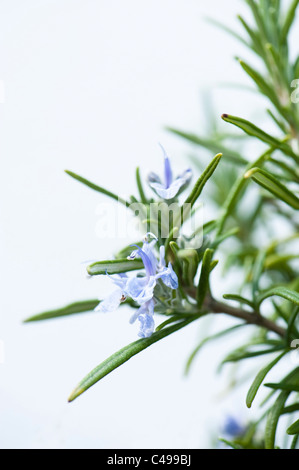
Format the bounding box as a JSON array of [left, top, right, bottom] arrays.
[[186, 288, 286, 338]]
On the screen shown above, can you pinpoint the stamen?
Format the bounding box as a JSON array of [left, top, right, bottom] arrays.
[[144, 232, 158, 242]]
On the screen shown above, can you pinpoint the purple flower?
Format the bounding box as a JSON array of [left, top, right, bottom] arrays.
[[96, 235, 178, 337], [147, 145, 192, 200]]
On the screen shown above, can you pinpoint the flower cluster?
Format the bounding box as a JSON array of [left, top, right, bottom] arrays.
[[96, 236, 178, 337], [95, 149, 192, 337], [147, 145, 192, 200]]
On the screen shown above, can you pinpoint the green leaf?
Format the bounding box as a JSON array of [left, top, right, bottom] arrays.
[[68, 316, 199, 402], [136, 167, 148, 204], [252, 250, 267, 300], [177, 249, 199, 286], [267, 110, 288, 134], [221, 114, 298, 160], [265, 254, 299, 270], [222, 294, 254, 309], [211, 227, 240, 249], [166, 154, 223, 248], [197, 249, 214, 309], [185, 324, 244, 375], [257, 286, 299, 308], [115, 242, 143, 259], [291, 434, 299, 449], [265, 367, 299, 393], [280, 0, 299, 44], [265, 390, 290, 449], [265, 383, 299, 392], [244, 167, 299, 209], [23, 299, 100, 323], [245, 0, 268, 43], [239, 60, 283, 111], [166, 127, 247, 165], [65, 170, 131, 208], [221, 346, 285, 366], [155, 315, 189, 332], [184, 153, 222, 209], [87, 258, 143, 276], [246, 352, 286, 408], [237, 15, 265, 56], [282, 404, 299, 415], [218, 438, 242, 449], [268, 158, 299, 183], [205, 16, 250, 50], [287, 307, 299, 342], [287, 420, 299, 435], [169, 241, 180, 257], [216, 148, 273, 235]]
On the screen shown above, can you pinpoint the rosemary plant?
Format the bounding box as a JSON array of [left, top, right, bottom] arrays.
[[25, 0, 299, 449]]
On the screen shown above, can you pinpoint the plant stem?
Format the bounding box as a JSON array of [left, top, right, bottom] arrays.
[[205, 297, 286, 338], [185, 288, 286, 338]]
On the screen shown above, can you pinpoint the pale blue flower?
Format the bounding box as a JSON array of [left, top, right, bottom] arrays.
[[96, 235, 178, 337], [156, 245, 179, 289], [95, 273, 128, 313], [147, 145, 192, 200], [129, 299, 155, 338], [223, 416, 247, 438]]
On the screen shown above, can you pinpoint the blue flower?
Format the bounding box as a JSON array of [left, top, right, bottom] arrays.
[[95, 273, 128, 314], [129, 299, 155, 338], [147, 145, 192, 200], [96, 235, 178, 337], [223, 416, 246, 438]]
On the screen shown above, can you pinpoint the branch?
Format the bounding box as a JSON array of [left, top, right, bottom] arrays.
[[205, 297, 286, 338], [186, 288, 286, 338]]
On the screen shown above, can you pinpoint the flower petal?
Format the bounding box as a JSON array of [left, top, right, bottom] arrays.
[[173, 168, 193, 194], [142, 240, 158, 274], [157, 263, 178, 289], [106, 272, 128, 290], [148, 168, 192, 200], [158, 245, 166, 269], [126, 276, 156, 304], [138, 313, 155, 338], [147, 172, 162, 185], [164, 154, 173, 188], [129, 302, 147, 324], [95, 288, 123, 313], [129, 244, 156, 277]]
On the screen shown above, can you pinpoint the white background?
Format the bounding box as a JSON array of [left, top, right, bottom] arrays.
[[0, 0, 295, 448]]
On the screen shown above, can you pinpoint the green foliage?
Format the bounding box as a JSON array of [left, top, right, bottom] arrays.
[[24, 300, 100, 322], [87, 259, 144, 276], [27, 0, 299, 449], [68, 316, 200, 402], [169, 0, 299, 449]]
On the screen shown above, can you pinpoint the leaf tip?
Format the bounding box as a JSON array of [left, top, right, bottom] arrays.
[[68, 386, 84, 403], [246, 398, 252, 409], [244, 168, 256, 179], [86, 265, 92, 275], [23, 315, 36, 323]]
